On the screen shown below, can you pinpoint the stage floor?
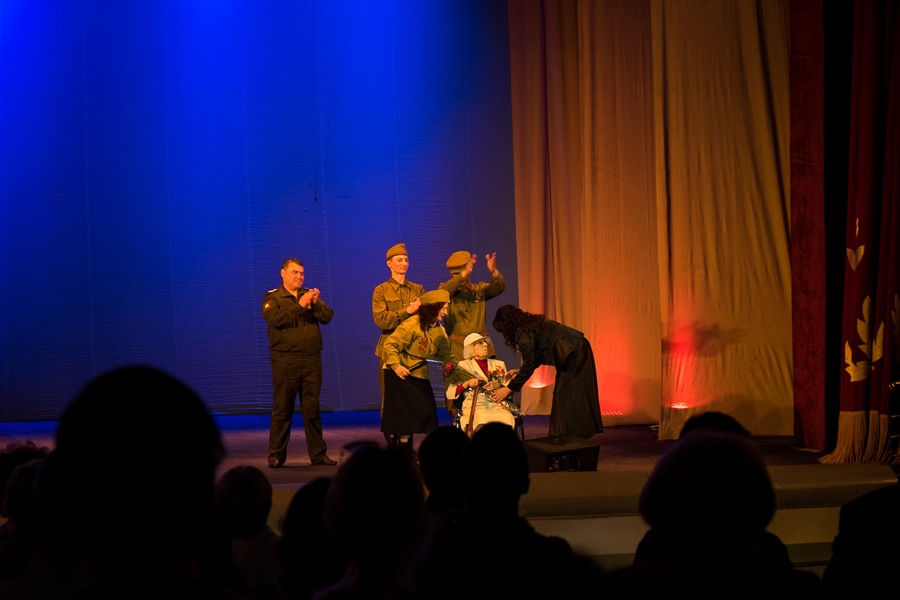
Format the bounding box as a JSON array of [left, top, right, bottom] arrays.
[[0, 410, 827, 486]]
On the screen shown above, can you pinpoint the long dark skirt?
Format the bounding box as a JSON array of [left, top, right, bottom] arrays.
[[550, 338, 604, 438], [381, 369, 439, 435]]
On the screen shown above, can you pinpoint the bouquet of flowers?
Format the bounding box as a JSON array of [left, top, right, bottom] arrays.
[[484, 368, 520, 415], [441, 361, 477, 387], [483, 367, 507, 391]]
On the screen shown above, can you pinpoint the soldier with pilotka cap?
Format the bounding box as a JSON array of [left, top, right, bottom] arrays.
[[372, 243, 424, 418], [439, 250, 506, 366]]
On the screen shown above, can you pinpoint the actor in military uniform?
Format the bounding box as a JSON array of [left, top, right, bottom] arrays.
[[439, 251, 506, 364], [262, 258, 335, 468], [372, 243, 424, 409], [381, 289, 454, 446]]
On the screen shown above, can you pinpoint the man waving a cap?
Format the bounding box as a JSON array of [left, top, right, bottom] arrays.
[[439, 251, 505, 365]]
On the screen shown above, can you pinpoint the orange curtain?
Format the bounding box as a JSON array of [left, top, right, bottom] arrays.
[[652, 0, 792, 439], [507, 0, 793, 436], [508, 1, 660, 424]]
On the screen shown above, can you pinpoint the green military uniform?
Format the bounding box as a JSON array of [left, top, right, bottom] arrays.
[[372, 243, 425, 410], [372, 278, 425, 358], [439, 252, 506, 363], [381, 289, 453, 435], [262, 284, 334, 464], [382, 315, 454, 379]]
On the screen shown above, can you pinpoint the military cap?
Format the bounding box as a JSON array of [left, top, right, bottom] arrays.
[[446, 251, 471, 273], [419, 289, 450, 305], [386, 243, 407, 260]]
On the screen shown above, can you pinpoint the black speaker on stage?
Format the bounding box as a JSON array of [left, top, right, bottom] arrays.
[[523, 436, 599, 472]]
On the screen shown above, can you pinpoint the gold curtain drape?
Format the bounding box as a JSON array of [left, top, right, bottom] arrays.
[[507, 0, 792, 436]]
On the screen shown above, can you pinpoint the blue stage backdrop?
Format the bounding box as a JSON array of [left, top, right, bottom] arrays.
[[0, 0, 518, 421]]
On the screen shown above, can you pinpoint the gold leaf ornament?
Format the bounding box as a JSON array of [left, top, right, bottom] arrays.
[[856, 296, 872, 357], [872, 322, 884, 363], [844, 341, 870, 382], [843, 296, 883, 382], [846, 245, 865, 271]]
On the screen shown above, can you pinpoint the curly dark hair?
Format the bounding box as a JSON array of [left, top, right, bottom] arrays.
[[417, 302, 446, 333], [492, 304, 546, 351]]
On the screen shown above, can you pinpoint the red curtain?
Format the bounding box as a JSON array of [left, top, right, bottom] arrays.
[[822, 0, 900, 463], [789, 0, 827, 450]]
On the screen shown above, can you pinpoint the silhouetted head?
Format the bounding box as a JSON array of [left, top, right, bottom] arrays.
[[680, 411, 750, 438], [459, 422, 529, 512], [279, 477, 344, 597], [0, 441, 50, 513], [280, 477, 334, 563], [418, 426, 469, 512], [215, 465, 273, 537], [0, 440, 49, 520], [53, 366, 224, 551], [639, 430, 775, 557], [323, 446, 425, 568], [2, 457, 43, 531]]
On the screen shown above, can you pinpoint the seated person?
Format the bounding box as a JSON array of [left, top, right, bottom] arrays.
[[446, 333, 518, 433]]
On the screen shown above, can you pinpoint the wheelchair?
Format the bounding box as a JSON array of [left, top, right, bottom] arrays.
[[448, 391, 525, 442]]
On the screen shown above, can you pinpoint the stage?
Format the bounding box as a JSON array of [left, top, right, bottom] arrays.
[[2, 411, 896, 574]]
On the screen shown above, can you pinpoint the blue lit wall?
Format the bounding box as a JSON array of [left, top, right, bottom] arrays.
[[0, 0, 518, 420]]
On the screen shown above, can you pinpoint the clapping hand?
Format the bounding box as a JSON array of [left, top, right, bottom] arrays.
[[300, 288, 320, 308], [485, 252, 498, 274], [462, 253, 477, 279]]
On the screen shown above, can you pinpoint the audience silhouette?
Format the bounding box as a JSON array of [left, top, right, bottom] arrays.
[[215, 465, 282, 598], [1, 365, 247, 599], [821, 480, 900, 599], [313, 444, 426, 600], [5, 373, 884, 600], [604, 428, 819, 599], [634, 411, 793, 568], [278, 476, 344, 600], [678, 410, 751, 438], [0, 440, 50, 584], [418, 422, 602, 599], [0, 440, 50, 505], [0, 457, 45, 582], [417, 425, 469, 530]]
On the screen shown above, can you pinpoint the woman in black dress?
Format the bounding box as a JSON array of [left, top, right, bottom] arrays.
[[489, 304, 603, 438]]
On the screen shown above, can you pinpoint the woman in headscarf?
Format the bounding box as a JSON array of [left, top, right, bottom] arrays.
[[381, 289, 454, 446], [489, 305, 603, 438], [446, 332, 517, 433]]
